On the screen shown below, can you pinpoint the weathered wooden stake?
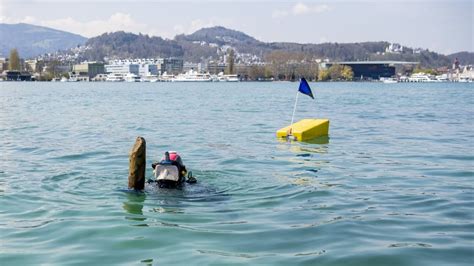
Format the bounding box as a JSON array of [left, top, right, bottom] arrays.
[[128, 136, 146, 190]]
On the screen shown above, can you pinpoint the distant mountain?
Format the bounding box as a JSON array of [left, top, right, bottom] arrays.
[[175, 27, 452, 67], [176, 26, 259, 45], [447, 51, 474, 65], [0, 23, 87, 58], [3, 23, 467, 69], [82, 31, 183, 61]]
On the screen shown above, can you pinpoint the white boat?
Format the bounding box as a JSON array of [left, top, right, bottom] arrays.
[[159, 72, 175, 82], [172, 70, 212, 82], [60, 77, 68, 82], [408, 73, 437, 82], [458, 77, 472, 83], [380, 77, 398, 83], [217, 72, 240, 82], [224, 74, 240, 82], [435, 74, 449, 82], [124, 73, 141, 82], [105, 73, 124, 82], [141, 74, 158, 82]]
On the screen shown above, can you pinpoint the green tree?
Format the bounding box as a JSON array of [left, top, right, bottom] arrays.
[[318, 69, 330, 81], [341, 66, 354, 80], [413, 67, 438, 75], [328, 64, 343, 80], [226, 48, 235, 74], [327, 64, 353, 81], [9, 48, 20, 71]]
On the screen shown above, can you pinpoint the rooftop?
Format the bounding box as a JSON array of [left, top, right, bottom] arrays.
[[328, 61, 419, 65]]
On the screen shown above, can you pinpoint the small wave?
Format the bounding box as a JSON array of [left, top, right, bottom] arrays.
[[50, 150, 110, 161], [388, 242, 432, 248], [295, 250, 326, 256], [196, 249, 259, 258]]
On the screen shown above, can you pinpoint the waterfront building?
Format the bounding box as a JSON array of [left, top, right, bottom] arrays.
[[0, 57, 6, 72], [207, 61, 226, 74], [5, 70, 33, 81], [139, 63, 159, 76], [160, 58, 183, 75], [183, 62, 202, 73], [323, 61, 418, 80], [24, 59, 38, 72], [105, 63, 139, 75], [458, 65, 474, 82], [72, 62, 105, 79]]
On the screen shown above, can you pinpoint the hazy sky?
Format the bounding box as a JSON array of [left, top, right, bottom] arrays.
[[0, 0, 472, 54]]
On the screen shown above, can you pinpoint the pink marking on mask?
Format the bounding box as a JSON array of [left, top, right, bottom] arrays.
[[169, 153, 179, 161]]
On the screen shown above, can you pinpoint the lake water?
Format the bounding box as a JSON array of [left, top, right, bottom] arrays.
[[0, 82, 473, 265]]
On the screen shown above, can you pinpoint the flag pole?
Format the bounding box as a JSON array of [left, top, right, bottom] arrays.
[[290, 89, 299, 127]]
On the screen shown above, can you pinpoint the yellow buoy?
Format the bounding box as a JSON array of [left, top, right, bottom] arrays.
[[276, 119, 329, 141]]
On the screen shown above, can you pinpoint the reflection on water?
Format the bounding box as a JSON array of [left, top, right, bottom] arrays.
[[123, 191, 146, 221], [276, 135, 329, 145], [277, 137, 329, 155], [303, 135, 330, 145]]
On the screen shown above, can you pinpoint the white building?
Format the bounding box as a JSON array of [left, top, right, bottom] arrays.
[[139, 63, 159, 76], [105, 63, 139, 75], [385, 43, 404, 54]]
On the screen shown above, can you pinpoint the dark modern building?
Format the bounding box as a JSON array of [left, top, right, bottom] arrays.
[[73, 62, 105, 79], [325, 61, 418, 80], [5, 71, 33, 81], [161, 58, 183, 74], [207, 61, 226, 74]]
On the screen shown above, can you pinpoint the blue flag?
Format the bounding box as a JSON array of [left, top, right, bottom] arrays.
[[298, 78, 314, 99]]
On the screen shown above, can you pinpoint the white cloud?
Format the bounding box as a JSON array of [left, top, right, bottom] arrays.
[[40, 13, 150, 37], [0, 13, 164, 38], [0, 13, 233, 39], [273, 2, 331, 19]]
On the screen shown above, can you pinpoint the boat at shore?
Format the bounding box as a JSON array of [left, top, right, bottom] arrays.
[[159, 72, 175, 82], [380, 77, 398, 83], [105, 73, 124, 82], [172, 70, 212, 82], [407, 73, 437, 82], [141, 74, 159, 82], [217, 72, 240, 82], [124, 73, 141, 82]]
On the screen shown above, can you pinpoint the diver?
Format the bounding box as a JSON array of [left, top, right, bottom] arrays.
[[150, 151, 196, 188]]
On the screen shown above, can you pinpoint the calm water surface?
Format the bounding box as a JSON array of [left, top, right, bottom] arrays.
[[0, 82, 473, 265]]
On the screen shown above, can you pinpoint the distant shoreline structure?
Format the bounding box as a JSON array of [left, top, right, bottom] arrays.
[[1, 24, 472, 82]]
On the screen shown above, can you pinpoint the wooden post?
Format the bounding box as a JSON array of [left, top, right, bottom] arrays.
[[128, 136, 146, 190]]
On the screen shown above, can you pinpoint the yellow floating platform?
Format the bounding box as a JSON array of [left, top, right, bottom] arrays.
[[276, 119, 329, 141]]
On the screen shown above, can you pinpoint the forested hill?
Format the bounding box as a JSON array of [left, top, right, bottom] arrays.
[[80, 26, 464, 68], [3, 23, 472, 68], [83, 31, 184, 60], [447, 52, 474, 65], [0, 23, 86, 58]]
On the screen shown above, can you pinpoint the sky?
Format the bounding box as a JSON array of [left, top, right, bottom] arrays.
[[0, 0, 472, 54]]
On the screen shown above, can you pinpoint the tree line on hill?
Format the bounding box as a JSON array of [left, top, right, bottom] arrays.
[[74, 28, 465, 69], [4, 25, 473, 81]]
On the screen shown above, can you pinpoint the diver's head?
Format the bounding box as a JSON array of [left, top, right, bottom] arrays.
[[161, 151, 183, 165]]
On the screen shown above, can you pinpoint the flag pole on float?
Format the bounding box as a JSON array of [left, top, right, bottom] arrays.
[[277, 78, 329, 142], [290, 89, 300, 127], [288, 77, 314, 137]]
